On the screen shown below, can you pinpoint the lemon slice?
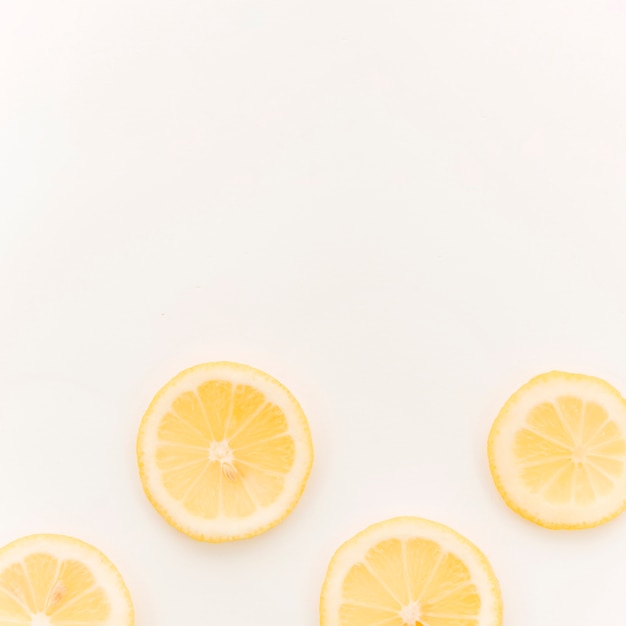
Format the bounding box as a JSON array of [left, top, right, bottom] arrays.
[[137, 361, 314, 542], [0, 534, 133, 626], [488, 371, 626, 529], [321, 517, 502, 626]]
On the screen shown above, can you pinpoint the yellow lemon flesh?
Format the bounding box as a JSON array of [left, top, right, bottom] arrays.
[[488, 371, 626, 529], [0, 534, 133, 626], [321, 517, 502, 626], [137, 362, 314, 541]]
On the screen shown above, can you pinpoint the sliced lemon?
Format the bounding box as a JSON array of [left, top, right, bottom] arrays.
[[0, 534, 133, 626], [320, 517, 502, 626], [488, 371, 626, 529], [137, 361, 314, 542]]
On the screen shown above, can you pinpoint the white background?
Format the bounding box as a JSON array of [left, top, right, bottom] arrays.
[[1, 1, 626, 625]]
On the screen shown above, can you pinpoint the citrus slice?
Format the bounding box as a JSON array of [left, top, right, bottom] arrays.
[[488, 371, 626, 529], [320, 517, 502, 626], [0, 534, 133, 626], [137, 361, 314, 542]]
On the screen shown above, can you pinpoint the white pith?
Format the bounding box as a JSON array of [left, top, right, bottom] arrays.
[[400, 600, 421, 624]]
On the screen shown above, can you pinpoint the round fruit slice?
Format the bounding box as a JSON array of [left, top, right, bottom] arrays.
[[321, 517, 502, 626], [488, 371, 626, 529], [0, 534, 133, 626], [137, 361, 314, 541]]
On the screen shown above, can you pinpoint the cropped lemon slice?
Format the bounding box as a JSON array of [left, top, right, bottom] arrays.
[[488, 371, 626, 529], [321, 517, 502, 626], [0, 534, 133, 626], [137, 362, 314, 542]]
